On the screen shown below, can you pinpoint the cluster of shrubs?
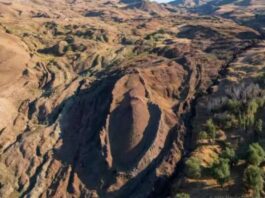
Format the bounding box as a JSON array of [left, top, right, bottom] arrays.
[[175, 193, 190, 198], [184, 142, 265, 197], [189, 94, 265, 196], [198, 97, 264, 142], [198, 118, 217, 141], [144, 29, 167, 42], [184, 145, 234, 185], [219, 98, 264, 131], [244, 143, 265, 197], [38, 38, 87, 57], [75, 28, 109, 42]]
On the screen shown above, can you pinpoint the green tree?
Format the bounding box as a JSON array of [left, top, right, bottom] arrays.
[[245, 100, 259, 128], [248, 143, 265, 166], [222, 114, 239, 130], [198, 131, 208, 140], [185, 156, 201, 179], [175, 192, 190, 198], [243, 165, 264, 198], [221, 147, 236, 162], [255, 119, 263, 135], [226, 99, 242, 114], [239, 112, 247, 129], [247, 100, 259, 115], [255, 98, 265, 107], [205, 119, 217, 140], [212, 158, 230, 187]]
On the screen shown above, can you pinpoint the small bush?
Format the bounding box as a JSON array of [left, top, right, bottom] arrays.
[[247, 143, 265, 166], [216, 113, 238, 130], [243, 165, 264, 197], [255, 119, 263, 135], [175, 192, 190, 198], [225, 99, 242, 114], [212, 158, 230, 187], [205, 119, 217, 140], [185, 156, 201, 179], [198, 131, 208, 140], [220, 147, 236, 162], [247, 100, 259, 115]]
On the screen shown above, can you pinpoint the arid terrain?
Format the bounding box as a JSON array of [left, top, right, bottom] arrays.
[[0, 0, 264, 197]]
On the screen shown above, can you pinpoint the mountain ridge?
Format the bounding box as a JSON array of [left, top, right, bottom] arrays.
[[0, 0, 264, 197]]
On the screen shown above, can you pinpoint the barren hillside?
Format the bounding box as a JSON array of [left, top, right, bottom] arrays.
[[0, 0, 264, 197]]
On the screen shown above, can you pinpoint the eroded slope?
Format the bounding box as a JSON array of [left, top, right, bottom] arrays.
[[0, 0, 264, 197]]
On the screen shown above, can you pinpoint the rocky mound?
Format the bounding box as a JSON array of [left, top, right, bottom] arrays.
[[0, 0, 264, 198]]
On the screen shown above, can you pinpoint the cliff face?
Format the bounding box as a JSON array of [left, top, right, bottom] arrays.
[[0, 0, 264, 197]]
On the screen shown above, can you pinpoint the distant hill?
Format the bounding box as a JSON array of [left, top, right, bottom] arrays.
[[120, 0, 170, 15], [170, 0, 265, 34], [0, 0, 265, 198]]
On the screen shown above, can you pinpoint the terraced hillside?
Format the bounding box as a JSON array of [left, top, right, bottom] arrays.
[[171, 0, 265, 34], [0, 0, 264, 197]]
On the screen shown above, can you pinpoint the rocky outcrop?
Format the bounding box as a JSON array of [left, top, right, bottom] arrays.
[[0, 0, 264, 198]]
